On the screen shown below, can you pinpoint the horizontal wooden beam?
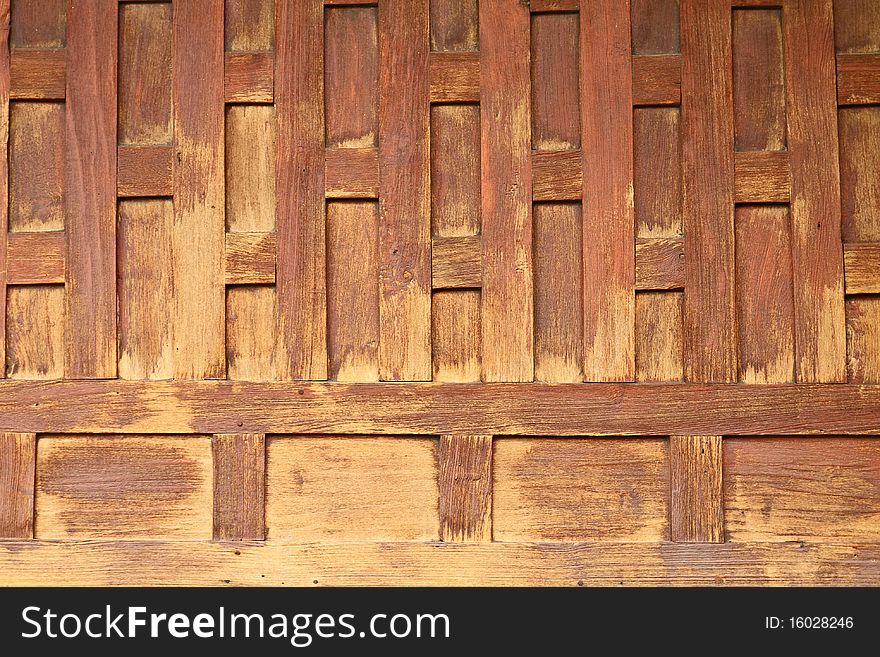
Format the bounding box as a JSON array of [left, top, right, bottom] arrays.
[[432, 235, 482, 288], [0, 381, 878, 435], [6, 232, 65, 284], [430, 52, 480, 103], [529, 0, 579, 11], [325, 148, 379, 198], [844, 242, 880, 294], [117, 145, 174, 197], [837, 53, 880, 106], [734, 151, 790, 203], [636, 237, 684, 290], [225, 232, 276, 284], [225, 52, 273, 104], [0, 540, 877, 585], [10, 49, 65, 99], [632, 54, 681, 106], [532, 150, 581, 201]]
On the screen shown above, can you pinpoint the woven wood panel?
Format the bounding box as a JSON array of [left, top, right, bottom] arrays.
[[0, 0, 879, 585]]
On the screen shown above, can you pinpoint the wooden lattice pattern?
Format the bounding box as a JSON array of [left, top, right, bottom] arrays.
[[1, 0, 880, 585]]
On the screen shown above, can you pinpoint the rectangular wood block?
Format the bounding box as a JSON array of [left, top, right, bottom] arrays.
[[266, 437, 439, 541]]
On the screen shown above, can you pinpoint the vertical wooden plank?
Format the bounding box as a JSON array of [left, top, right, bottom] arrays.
[[633, 107, 682, 238], [6, 285, 64, 379], [430, 0, 478, 52], [225, 0, 273, 52], [635, 291, 683, 382], [0, 0, 8, 379], [275, 0, 326, 380], [431, 105, 479, 238], [833, 0, 880, 54], [534, 203, 583, 383], [735, 206, 795, 383], [379, 0, 431, 381], [681, 0, 736, 383], [631, 0, 680, 55], [118, 2, 173, 146], [327, 201, 379, 382], [846, 297, 880, 384], [0, 432, 36, 538], [172, 0, 225, 379], [480, 0, 533, 382], [784, 0, 846, 383], [530, 12, 579, 152], [839, 108, 880, 244], [212, 433, 265, 541], [670, 435, 724, 543], [64, 0, 116, 378], [439, 435, 492, 543], [581, 0, 635, 382], [118, 200, 174, 380], [431, 290, 480, 382]]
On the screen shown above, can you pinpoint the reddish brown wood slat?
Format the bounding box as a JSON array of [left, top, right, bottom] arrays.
[[480, 0, 533, 382], [117, 145, 173, 197], [635, 237, 684, 290], [681, 0, 736, 383], [431, 235, 481, 289], [212, 433, 266, 541], [531, 150, 581, 201], [379, 0, 431, 381], [172, 0, 224, 380], [224, 232, 276, 285], [275, 0, 327, 380], [9, 49, 65, 99], [632, 54, 681, 105], [670, 436, 723, 543], [429, 52, 479, 103], [733, 151, 790, 203], [439, 435, 492, 542], [784, 0, 847, 383], [324, 148, 379, 199], [64, 0, 117, 378], [224, 52, 273, 103], [0, 432, 35, 538], [837, 53, 880, 105], [581, 0, 635, 382], [844, 243, 880, 294], [0, 0, 7, 379], [6, 231, 64, 284]]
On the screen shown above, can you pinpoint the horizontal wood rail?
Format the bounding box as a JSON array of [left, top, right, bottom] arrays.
[[6, 232, 65, 284], [117, 146, 174, 197], [225, 52, 273, 103], [844, 243, 880, 294], [635, 237, 684, 290], [430, 52, 480, 103], [225, 232, 276, 284], [10, 49, 65, 99], [0, 381, 879, 435], [632, 54, 681, 106], [837, 53, 880, 105], [325, 148, 379, 198], [0, 540, 877, 586], [432, 235, 482, 288]]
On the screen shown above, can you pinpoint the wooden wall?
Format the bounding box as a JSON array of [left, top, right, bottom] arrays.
[[0, 0, 879, 585]]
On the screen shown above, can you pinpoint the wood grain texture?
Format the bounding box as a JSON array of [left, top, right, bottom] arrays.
[[836, 54, 880, 105], [439, 435, 492, 542], [116, 145, 173, 197], [227, 286, 278, 382], [212, 433, 265, 541], [266, 437, 439, 541], [725, 437, 880, 543], [118, 2, 172, 146], [275, 0, 326, 380], [733, 150, 790, 203], [226, 105, 275, 231], [670, 435, 723, 543], [530, 12, 579, 152], [833, 0, 880, 54], [494, 439, 669, 542], [8, 102, 64, 231], [0, 2, 6, 378], [784, 0, 846, 383], [635, 291, 683, 382], [10, 0, 65, 49], [631, 54, 681, 105], [432, 235, 481, 289], [5, 286, 63, 380], [534, 203, 583, 383], [732, 9, 786, 152], [531, 150, 581, 202], [581, 0, 635, 382], [378, 0, 431, 381], [9, 49, 65, 99], [631, 0, 680, 55], [117, 199, 174, 380], [0, 432, 35, 538], [224, 232, 275, 285], [735, 205, 795, 384], [843, 243, 880, 294], [64, 1, 116, 379], [35, 435, 212, 539], [480, 0, 533, 382], [681, 0, 736, 383], [1, 540, 879, 586], [327, 201, 379, 382], [846, 297, 880, 384], [432, 290, 481, 383], [635, 237, 684, 290], [172, 0, 224, 380], [839, 107, 880, 242], [225, 0, 273, 52], [224, 52, 273, 103], [430, 104, 480, 236], [634, 107, 681, 238], [6, 231, 64, 283], [429, 52, 479, 103], [325, 148, 378, 199], [430, 0, 478, 52]]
